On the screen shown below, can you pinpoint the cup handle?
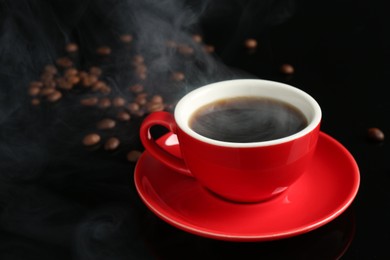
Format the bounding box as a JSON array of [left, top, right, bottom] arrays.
[[140, 111, 193, 177]]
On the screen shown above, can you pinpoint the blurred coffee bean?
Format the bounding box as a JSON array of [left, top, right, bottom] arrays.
[[150, 95, 163, 104], [64, 68, 78, 77], [68, 75, 80, 85], [40, 87, 56, 96], [82, 75, 98, 87], [43, 64, 58, 74], [65, 43, 78, 53], [177, 44, 194, 55], [280, 63, 295, 75], [127, 150, 142, 162], [132, 55, 144, 64], [117, 111, 131, 121], [80, 97, 99, 106], [100, 85, 112, 94], [97, 118, 116, 130], [113, 97, 126, 107], [135, 64, 147, 74], [203, 44, 215, 53], [31, 98, 40, 106], [28, 86, 41, 96], [56, 57, 73, 68], [192, 34, 202, 43], [135, 93, 148, 106], [98, 97, 111, 108], [127, 102, 140, 113], [120, 34, 133, 43], [57, 78, 73, 90], [47, 90, 62, 102], [104, 137, 120, 150], [83, 133, 101, 146], [146, 102, 164, 113], [171, 72, 185, 81], [92, 81, 107, 92], [89, 66, 102, 77], [244, 38, 257, 49], [96, 46, 112, 55], [129, 83, 144, 93], [367, 127, 385, 142]]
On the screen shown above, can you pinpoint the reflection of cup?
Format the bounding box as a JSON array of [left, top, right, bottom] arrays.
[[140, 79, 321, 203]]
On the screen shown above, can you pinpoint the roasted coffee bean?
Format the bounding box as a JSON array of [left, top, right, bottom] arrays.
[[89, 66, 102, 77], [68, 75, 80, 85], [113, 97, 126, 107], [129, 84, 144, 93], [31, 98, 40, 106], [177, 44, 194, 55], [146, 96, 165, 113], [57, 78, 73, 90], [28, 86, 41, 96], [171, 72, 185, 81], [43, 79, 56, 88], [135, 93, 147, 105], [82, 75, 98, 87], [204, 44, 215, 53], [98, 97, 111, 108], [104, 137, 120, 150], [146, 102, 164, 112], [117, 111, 131, 121], [83, 133, 101, 146], [80, 97, 99, 106], [280, 63, 295, 75], [135, 64, 147, 74], [132, 55, 144, 64], [96, 46, 111, 55], [56, 57, 73, 68], [192, 34, 202, 43], [64, 68, 78, 77], [244, 38, 257, 49], [150, 95, 163, 104], [43, 64, 58, 74], [40, 72, 54, 81], [92, 81, 107, 92], [97, 118, 116, 129], [120, 34, 133, 43], [100, 85, 112, 94], [367, 127, 385, 142], [65, 43, 78, 53], [127, 102, 140, 113], [47, 90, 62, 102], [126, 150, 142, 162], [40, 87, 56, 96]]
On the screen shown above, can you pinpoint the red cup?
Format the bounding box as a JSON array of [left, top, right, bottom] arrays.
[[140, 79, 321, 203]]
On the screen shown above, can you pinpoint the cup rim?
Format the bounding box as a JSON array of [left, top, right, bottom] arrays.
[[174, 79, 322, 148]]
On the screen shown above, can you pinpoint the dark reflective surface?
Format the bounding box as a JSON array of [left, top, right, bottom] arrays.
[[1, 0, 389, 259]]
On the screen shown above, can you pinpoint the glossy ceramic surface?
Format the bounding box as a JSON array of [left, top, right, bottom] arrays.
[[134, 132, 360, 241], [140, 80, 322, 203]]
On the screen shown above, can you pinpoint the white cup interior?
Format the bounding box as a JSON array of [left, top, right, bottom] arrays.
[[175, 79, 322, 147]]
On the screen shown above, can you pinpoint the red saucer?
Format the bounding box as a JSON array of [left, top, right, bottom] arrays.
[[134, 132, 360, 242]]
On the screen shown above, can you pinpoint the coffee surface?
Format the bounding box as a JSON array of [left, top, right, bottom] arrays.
[[189, 96, 308, 143]]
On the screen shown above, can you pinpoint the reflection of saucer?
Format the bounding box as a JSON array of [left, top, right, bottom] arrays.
[[134, 132, 360, 242]]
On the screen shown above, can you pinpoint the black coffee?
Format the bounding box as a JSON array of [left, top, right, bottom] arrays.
[[189, 96, 308, 143]]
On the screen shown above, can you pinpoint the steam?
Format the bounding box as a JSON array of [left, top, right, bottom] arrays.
[[0, 0, 297, 258]]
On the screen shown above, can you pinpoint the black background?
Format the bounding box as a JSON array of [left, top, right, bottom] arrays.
[[0, 0, 389, 259]]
